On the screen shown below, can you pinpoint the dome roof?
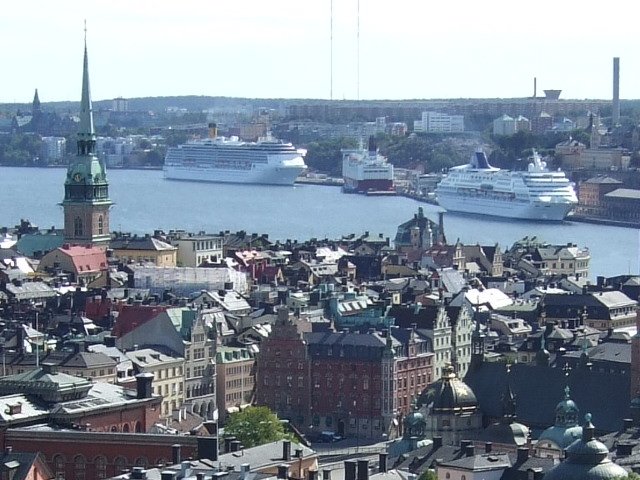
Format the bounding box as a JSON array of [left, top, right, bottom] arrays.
[[538, 425, 583, 450], [544, 414, 627, 480], [478, 420, 529, 446], [419, 365, 478, 414]]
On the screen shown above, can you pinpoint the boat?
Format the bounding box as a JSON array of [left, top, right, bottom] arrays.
[[435, 149, 577, 221], [163, 124, 307, 185], [341, 136, 395, 194]]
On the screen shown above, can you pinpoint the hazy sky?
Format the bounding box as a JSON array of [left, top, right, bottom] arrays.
[[2, 0, 638, 103]]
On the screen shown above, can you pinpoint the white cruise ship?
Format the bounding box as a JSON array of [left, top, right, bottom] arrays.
[[164, 126, 307, 185], [435, 150, 577, 221]]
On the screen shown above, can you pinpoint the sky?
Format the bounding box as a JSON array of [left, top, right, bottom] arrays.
[[2, 0, 639, 103]]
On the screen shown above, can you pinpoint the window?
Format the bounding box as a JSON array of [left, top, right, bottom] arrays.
[[98, 215, 104, 234], [74, 455, 86, 480], [53, 455, 65, 479], [95, 456, 107, 479], [74, 217, 83, 237]]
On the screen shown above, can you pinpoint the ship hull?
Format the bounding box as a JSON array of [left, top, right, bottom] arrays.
[[437, 193, 574, 221], [343, 178, 394, 193], [164, 164, 306, 186]]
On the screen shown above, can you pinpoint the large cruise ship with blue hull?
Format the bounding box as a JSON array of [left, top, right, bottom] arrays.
[[435, 150, 577, 221], [164, 125, 307, 186]]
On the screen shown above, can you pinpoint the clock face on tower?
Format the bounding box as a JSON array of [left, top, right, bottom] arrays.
[[73, 173, 83, 182]]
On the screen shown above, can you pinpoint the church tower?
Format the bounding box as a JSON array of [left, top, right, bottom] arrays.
[[62, 31, 111, 248]]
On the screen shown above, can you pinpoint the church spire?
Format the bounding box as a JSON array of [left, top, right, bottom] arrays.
[[78, 23, 96, 154]]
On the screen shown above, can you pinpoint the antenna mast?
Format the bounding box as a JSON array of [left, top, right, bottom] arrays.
[[330, 0, 334, 100], [356, 0, 360, 101]]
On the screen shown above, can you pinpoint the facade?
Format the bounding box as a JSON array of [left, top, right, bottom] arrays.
[[110, 235, 177, 266], [171, 233, 225, 267], [37, 244, 108, 284], [576, 176, 623, 216], [216, 346, 256, 424], [40, 136, 67, 163], [62, 39, 112, 248], [125, 348, 185, 419], [414, 111, 464, 133]]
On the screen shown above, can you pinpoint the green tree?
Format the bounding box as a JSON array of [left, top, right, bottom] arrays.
[[224, 406, 286, 448], [417, 470, 437, 480], [305, 137, 357, 175]]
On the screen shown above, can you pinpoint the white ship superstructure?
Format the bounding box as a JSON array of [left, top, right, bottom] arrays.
[[164, 128, 307, 185], [436, 150, 577, 221], [342, 137, 394, 193]]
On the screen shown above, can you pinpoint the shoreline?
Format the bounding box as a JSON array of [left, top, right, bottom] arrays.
[[568, 215, 640, 230]]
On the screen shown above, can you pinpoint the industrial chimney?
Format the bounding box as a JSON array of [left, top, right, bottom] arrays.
[[613, 57, 620, 126]]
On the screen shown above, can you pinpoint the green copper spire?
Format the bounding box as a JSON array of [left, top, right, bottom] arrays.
[[78, 24, 95, 154]]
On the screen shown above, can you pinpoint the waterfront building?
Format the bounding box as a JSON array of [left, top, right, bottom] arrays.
[[61, 36, 112, 248], [40, 136, 67, 163], [576, 176, 623, 216], [414, 111, 464, 133]]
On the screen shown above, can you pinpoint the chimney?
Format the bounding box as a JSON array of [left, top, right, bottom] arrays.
[[197, 436, 219, 461], [295, 448, 303, 458], [322, 470, 331, 480], [613, 57, 620, 125], [136, 372, 154, 399], [616, 442, 633, 457], [378, 453, 388, 473], [230, 440, 241, 452], [465, 445, 475, 457], [308, 471, 318, 480], [533, 77, 537, 98], [240, 464, 251, 480], [517, 447, 530, 463], [277, 465, 289, 480], [161, 472, 177, 480], [527, 468, 544, 480], [432, 436, 443, 449], [485, 442, 493, 453], [460, 440, 471, 451], [344, 461, 357, 480], [224, 437, 236, 453], [357, 460, 369, 480], [104, 335, 116, 348], [623, 418, 634, 431], [282, 440, 291, 461], [172, 444, 181, 465], [131, 467, 146, 479], [4, 446, 12, 454]]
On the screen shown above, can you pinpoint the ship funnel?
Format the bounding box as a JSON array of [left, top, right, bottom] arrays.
[[208, 123, 218, 139], [368, 135, 377, 154]]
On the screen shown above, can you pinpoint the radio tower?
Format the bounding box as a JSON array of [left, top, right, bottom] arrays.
[[330, 0, 333, 100], [356, 0, 360, 101]]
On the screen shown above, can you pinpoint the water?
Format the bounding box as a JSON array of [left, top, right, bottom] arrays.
[[1, 166, 638, 279]]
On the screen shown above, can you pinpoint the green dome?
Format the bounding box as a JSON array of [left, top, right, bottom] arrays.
[[538, 425, 583, 450], [543, 414, 627, 480]]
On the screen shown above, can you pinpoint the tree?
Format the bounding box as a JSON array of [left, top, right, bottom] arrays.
[[417, 470, 437, 480], [224, 406, 286, 448]]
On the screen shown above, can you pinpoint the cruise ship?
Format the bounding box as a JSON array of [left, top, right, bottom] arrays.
[[164, 125, 307, 185], [342, 137, 395, 194], [435, 150, 577, 221]]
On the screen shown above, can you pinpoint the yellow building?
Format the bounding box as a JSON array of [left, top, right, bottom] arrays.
[[110, 234, 177, 266]]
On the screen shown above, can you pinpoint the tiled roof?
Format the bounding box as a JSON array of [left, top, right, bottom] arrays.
[[57, 245, 107, 273]]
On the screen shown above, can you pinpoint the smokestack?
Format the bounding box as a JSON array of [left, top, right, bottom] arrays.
[[209, 122, 218, 139], [613, 57, 620, 126], [136, 373, 154, 399], [533, 77, 537, 98]]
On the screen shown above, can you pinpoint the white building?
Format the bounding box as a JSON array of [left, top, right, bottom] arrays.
[[112, 97, 129, 112], [171, 233, 225, 267], [414, 111, 464, 133], [40, 136, 66, 163]]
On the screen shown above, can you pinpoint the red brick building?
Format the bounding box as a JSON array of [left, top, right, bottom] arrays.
[[256, 308, 434, 439]]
